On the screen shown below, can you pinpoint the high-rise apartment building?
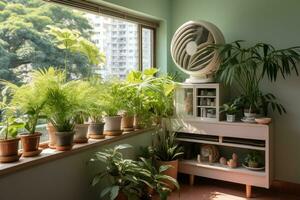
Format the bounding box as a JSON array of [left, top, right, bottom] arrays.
[[86, 14, 152, 79]]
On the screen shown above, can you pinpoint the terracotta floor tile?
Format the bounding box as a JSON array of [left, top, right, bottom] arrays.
[[166, 177, 300, 200]]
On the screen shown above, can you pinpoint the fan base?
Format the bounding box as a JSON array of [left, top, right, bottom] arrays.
[[185, 76, 215, 83]]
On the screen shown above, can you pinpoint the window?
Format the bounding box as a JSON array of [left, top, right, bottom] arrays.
[[0, 0, 157, 142]]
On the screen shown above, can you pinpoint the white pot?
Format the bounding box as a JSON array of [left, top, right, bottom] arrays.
[[226, 114, 236, 122], [104, 116, 122, 131]]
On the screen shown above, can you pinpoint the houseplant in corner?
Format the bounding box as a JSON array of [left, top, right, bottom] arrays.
[[102, 81, 124, 136], [90, 144, 152, 200], [154, 128, 184, 190], [214, 41, 300, 117]]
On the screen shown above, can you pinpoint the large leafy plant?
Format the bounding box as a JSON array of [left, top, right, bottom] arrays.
[[214, 41, 300, 115], [102, 81, 124, 117], [90, 144, 152, 200]]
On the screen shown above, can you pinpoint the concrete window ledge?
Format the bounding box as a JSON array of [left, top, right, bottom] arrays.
[[0, 129, 154, 177]]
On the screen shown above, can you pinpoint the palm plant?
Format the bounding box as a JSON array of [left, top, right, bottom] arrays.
[[214, 40, 300, 115], [0, 88, 24, 140], [125, 69, 176, 126], [0, 69, 50, 135]]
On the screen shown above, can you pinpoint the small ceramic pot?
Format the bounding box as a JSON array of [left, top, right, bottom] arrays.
[[156, 160, 178, 190], [248, 161, 259, 168], [20, 132, 41, 154], [0, 138, 20, 157], [134, 115, 144, 130], [55, 131, 74, 151], [46, 123, 56, 149], [121, 115, 134, 130], [104, 116, 122, 131], [244, 110, 256, 119], [226, 114, 236, 122], [74, 124, 89, 143]]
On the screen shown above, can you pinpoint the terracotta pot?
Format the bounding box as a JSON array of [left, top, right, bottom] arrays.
[[134, 115, 144, 130], [156, 159, 178, 190], [121, 115, 134, 130], [55, 131, 74, 151], [116, 192, 127, 200], [0, 138, 20, 157], [46, 123, 56, 149], [74, 124, 89, 143], [88, 122, 105, 135], [104, 116, 122, 131], [20, 132, 41, 153]]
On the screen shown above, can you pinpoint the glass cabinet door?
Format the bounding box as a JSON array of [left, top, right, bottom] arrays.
[[174, 87, 194, 118]]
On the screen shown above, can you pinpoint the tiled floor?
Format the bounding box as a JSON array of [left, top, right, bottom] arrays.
[[168, 176, 300, 200]]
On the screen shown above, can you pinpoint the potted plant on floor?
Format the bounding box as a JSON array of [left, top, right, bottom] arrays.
[[154, 129, 184, 190], [102, 81, 124, 136], [0, 90, 24, 162], [90, 144, 152, 200], [213, 41, 300, 117], [221, 102, 238, 122], [138, 157, 180, 200]]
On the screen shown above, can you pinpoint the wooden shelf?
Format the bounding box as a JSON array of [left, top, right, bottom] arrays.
[[197, 96, 216, 98], [180, 160, 266, 177], [197, 106, 216, 108], [176, 137, 265, 151]]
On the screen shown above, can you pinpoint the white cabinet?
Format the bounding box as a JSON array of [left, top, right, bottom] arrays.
[[174, 83, 226, 121]]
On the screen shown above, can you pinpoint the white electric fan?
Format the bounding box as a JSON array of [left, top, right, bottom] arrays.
[[171, 21, 225, 83]]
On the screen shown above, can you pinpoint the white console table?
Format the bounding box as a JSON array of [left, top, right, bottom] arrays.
[[173, 119, 273, 198]]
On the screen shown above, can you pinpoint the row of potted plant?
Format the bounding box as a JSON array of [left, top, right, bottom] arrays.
[[0, 67, 176, 163]]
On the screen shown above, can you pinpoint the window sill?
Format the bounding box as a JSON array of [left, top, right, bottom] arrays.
[[0, 129, 153, 177]]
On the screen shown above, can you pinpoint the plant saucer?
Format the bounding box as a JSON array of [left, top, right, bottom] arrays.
[[242, 163, 265, 171]]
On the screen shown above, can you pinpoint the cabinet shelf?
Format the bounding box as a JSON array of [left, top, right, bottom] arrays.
[[197, 96, 216, 98], [176, 137, 266, 151], [180, 160, 266, 177]]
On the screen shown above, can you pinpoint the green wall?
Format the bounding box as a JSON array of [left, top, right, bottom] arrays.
[[170, 0, 300, 184], [94, 0, 300, 184]]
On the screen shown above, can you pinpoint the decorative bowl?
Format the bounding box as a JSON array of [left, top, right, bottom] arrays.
[[255, 118, 272, 125]]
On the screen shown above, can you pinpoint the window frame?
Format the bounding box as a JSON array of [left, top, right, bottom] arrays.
[[45, 0, 158, 71]]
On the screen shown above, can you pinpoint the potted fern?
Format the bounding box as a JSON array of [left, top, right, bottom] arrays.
[[1, 69, 49, 156], [214, 41, 300, 117], [154, 129, 184, 190], [43, 72, 80, 151], [102, 81, 124, 136], [0, 90, 24, 162]]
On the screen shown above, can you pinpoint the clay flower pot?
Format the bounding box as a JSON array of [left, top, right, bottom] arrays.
[[20, 132, 42, 157], [0, 138, 21, 163], [46, 123, 56, 149], [88, 122, 105, 139], [133, 115, 144, 130], [55, 131, 74, 151], [156, 159, 178, 190], [104, 116, 122, 136], [74, 124, 89, 143], [121, 115, 134, 132]]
